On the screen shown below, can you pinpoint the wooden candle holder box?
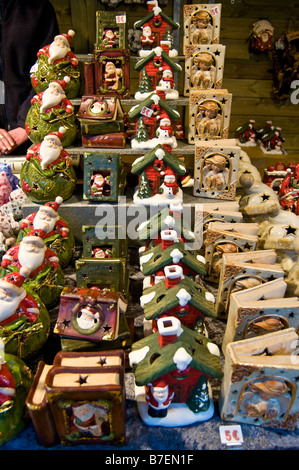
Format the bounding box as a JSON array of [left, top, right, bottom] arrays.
[[184, 44, 226, 96], [216, 250, 285, 317], [222, 278, 299, 353], [183, 4, 222, 52], [194, 201, 243, 250], [219, 328, 299, 430], [81, 225, 128, 259], [188, 90, 232, 143], [26, 350, 126, 446], [204, 221, 259, 283], [193, 140, 240, 200]]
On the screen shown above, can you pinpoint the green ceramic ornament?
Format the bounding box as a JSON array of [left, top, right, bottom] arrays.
[[17, 198, 75, 269], [0, 270, 50, 361], [20, 128, 77, 203], [25, 76, 78, 147], [30, 30, 80, 99], [0, 341, 33, 445]]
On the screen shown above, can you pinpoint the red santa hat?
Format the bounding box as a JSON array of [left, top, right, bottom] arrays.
[[0, 267, 31, 294], [151, 378, 168, 390], [42, 196, 63, 216], [55, 29, 75, 45], [163, 169, 175, 180], [158, 111, 171, 125], [21, 229, 47, 247], [44, 127, 66, 145], [50, 76, 70, 93]]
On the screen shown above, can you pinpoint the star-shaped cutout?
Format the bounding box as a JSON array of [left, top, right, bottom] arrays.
[[285, 226, 297, 236], [75, 375, 88, 385], [261, 194, 270, 201], [98, 357, 107, 366], [60, 319, 71, 329], [243, 242, 252, 250], [103, 324, 111, 332], [214, 49, 221, 56]]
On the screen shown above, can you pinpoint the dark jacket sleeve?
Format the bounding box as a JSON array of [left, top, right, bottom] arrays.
[[3, 0, 60, 129]]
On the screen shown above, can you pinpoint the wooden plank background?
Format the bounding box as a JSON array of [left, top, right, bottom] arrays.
[[50, 0, 299, 163]]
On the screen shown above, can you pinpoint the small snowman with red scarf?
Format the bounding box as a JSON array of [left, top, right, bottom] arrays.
[[156, 67, 179, 99], [159, 169, 178, 199]]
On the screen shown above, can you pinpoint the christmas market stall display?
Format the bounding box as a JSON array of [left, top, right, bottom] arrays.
[[26, 350, 126, 446]]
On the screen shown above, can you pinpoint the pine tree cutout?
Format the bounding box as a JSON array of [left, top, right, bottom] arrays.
[[135, 116, 149, 142], [137, 171, 153, 199], [162, 26, 174, 51], [186, 374, 210, 413]]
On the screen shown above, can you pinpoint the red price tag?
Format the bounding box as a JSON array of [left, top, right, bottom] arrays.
[[141, 106, 153, 118], [116, 15, 126, 23], [210, 7, 220, 16], [219, 425, 243, 446]]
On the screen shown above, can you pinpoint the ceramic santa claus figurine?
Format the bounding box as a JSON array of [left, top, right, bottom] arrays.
[[0, 230, 65, 308], [0, 268, 50, 360], [102, 29, 118, 49], [18, 197, 75, 268], [0, 338, 34, 445], [25, 77, 77, 147], [140, 25, 155, 53], [30, 30, 80, 98], [145, 379, 174, 418], [20, 127, 77, 203]]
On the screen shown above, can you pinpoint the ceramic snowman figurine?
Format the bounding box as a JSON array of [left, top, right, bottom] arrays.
[[155, 113, 177, 148], [30, 30, 80, 98], [159, 170, 178, 199], [156, 68, 179, 99], [20, 127, 77, 203]]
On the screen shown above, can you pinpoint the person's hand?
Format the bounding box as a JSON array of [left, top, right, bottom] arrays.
[[0, 127, 28, 154]]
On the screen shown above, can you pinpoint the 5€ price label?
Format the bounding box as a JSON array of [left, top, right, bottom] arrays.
[[141, 106, 153, 118], [219, 425, 243, 446], [116, 15, 126, 23]]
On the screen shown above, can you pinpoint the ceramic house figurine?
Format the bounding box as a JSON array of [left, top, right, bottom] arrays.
[[134, 0, 180, 58], [259, 125, 285, 154], [204, 221, 259, 283], [215, 250, 285, 318], [278, 165, 299, 215], [188, 90, 232, 143], [134, 47, 182, 100], [81, 225, 127, 260], [26, 349, 126, 446], [54, 286, 131, 353], [0, 269, 50, 361], [77, 95, 126, 148], [128, 92, 180, 150], [131, 144, 186, 205], [0, 339, 33, 445], [235, 120, 257, 147], [248, 18, 274, 54], [194, 201, 242, 250], [193, 140, 240, 200], [20, 128, 77, 203], [139, 229, 207, 288], [30, 30, 80, 99], [219, 327, 299, 430], [222, 278, 299, 354], [0, 230, 65, 309], [184, 44, 225, 96], [83, 153, 125, 202], [129, 316, 222, 427], [95, 11, 127, 50], [137, 203, 195, 251], [183, 4, 221, 51], [139, 265, 217, 333], [17, 197, 75, 269], [25, 77, 77, 147]]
